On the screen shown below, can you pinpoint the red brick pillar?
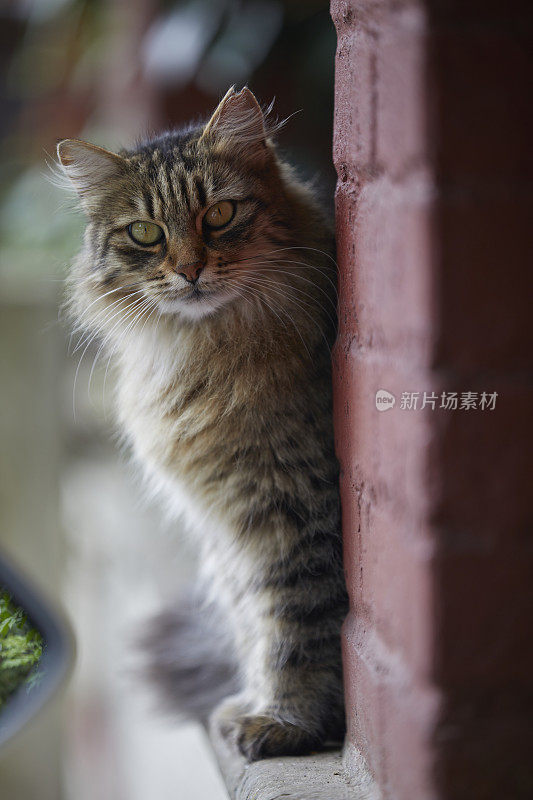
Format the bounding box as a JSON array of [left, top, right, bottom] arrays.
[[331, 2, 533, 799]]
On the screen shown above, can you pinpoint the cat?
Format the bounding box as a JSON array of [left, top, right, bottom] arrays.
[[58, 86, 347, 761]]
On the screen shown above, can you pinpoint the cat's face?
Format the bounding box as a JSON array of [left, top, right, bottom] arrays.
[[58, 88, 292, 320]]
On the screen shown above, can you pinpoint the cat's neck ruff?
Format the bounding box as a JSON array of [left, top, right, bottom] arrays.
[[117, 295, 305, 385]]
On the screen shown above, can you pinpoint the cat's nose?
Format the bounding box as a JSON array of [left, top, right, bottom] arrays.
[[176, 262, 204, 284]]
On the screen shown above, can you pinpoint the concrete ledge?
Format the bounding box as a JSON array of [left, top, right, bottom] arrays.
[[209, 725, 380, 800]]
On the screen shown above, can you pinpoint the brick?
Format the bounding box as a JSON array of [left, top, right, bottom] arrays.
[[435, 683, 533, 800], [332, 0, 424, 23], [334, 182, 360, 335], [342, 612, 382, 767], [434, 550, 533, 687], [333, 27, 376, 173], [380, 674, 439, 800], [428, 0, 533, 26], [435, 382, 532, 543], [334, 346, 438, 519], [359, 500, 435, 677], [333, 3, 431, 178], [336, 173, 436, 360], [343, 615, 440, 800], [429, 28, 533, 182], [435, 190, 533, 371], [375, 6, 429, 177]]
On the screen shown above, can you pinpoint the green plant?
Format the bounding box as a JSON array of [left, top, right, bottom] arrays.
[[0, 590, 43, 708]]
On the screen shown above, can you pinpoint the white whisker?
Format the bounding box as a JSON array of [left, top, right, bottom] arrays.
[[235, 274, 332, 354], [242, 270, 337, 328], [234, 278, 313, 360], [70, 284, 144, 353], [87, 296, 158, 402], [72, 293, 148, 420]]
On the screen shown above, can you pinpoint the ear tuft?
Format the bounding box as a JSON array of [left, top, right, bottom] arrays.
[[57, 139, 125, 202], [200, 86, 267, 149]]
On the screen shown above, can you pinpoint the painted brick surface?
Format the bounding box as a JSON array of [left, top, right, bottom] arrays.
[[331, 1, 533, 798]]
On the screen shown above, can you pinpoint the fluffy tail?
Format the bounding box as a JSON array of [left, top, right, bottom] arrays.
[[140, 592, 240, 721]]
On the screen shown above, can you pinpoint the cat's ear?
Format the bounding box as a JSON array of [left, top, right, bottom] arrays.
[[57, 139, 126, 207], [200, 87, 268, 158]]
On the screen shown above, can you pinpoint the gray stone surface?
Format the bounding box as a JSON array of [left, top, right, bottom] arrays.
[[209, 727, 380, 800]]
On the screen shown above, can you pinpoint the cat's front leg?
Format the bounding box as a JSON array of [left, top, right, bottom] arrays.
[[212, 590, 347, 760]]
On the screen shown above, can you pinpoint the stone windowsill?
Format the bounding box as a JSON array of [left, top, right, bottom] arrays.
[[208, 725, 380, 800]]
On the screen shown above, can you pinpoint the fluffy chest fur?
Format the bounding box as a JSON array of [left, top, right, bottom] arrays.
[[115, 312, 327, 539]]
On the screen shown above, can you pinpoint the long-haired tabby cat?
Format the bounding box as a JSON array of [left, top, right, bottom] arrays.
[[58, 87, 347, 760]]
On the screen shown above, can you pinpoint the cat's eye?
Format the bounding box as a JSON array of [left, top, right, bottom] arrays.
[[128, 221, 164, 246], [204, 201, 235, 230]]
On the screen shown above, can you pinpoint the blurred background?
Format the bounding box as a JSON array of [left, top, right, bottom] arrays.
[[0, 0, 336, 798]]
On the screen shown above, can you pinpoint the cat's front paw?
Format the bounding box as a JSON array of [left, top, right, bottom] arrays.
[[231, 714, 321, 761]]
